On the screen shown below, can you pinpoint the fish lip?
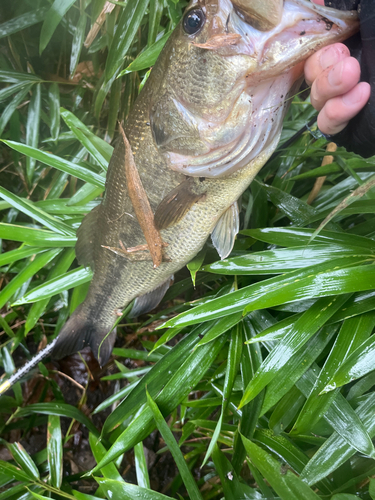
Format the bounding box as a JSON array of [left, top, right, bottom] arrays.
[[290, 0, 358, 22], [221, 0, 359, 77]]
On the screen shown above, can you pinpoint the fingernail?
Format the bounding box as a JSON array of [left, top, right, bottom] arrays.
[[328, 62, 343, 86], [320, 46, 339, 69]]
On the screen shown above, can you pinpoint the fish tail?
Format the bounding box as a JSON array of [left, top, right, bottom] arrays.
[[52, 303, 116, 367]]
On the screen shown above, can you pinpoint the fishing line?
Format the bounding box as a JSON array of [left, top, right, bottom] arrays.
[[0, 337, 58, 395]]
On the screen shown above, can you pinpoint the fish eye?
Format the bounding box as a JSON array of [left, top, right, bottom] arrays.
[[183, 8, 206, 35]]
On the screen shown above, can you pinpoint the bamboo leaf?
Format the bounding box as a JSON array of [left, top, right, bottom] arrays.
[[0, 8, 49, 39], [48, 83, 60, 141], [161, 259, 374, 329], [0, 223, 76, 247], [26, 84, 41, 184], [47, 415, 62, 487], [92, 333, 228, 470], [0, 84, 34, 136], [134, 442, 150, 489], [119, 32, 172, 76], [105, 0, 150, 83], [95, 478, 174, 500], [2, 140, 106, 188], [13, 266, 93, 305], [39, 0, 77, 54], [70, 14, 87, 78], [16, 403, 99, 438], [146, 390, 203, 500], [7, 443, 40, 481], [60, 108, 113, 167], [0, 186, 75, 236], [322, 334, 375, 393], [241, 435, 321, 500], [0, 249, 61, 310], [89, 433, 123, 481]]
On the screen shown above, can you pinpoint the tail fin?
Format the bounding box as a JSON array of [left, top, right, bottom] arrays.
[[52, 304, 116, 366]]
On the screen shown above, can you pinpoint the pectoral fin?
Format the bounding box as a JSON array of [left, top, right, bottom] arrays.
[[128, 276, 174, 317], [154, 178, 206, 230], [211, 202, 239, 260]]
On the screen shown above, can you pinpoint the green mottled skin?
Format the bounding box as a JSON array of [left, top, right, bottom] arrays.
[[53, 0, 358, 364]]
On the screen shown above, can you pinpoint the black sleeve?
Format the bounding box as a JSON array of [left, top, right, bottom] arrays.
[[323, 0, 375, 158]]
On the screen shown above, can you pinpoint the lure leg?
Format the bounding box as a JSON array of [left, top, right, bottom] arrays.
[[118, 124, 167, 268]]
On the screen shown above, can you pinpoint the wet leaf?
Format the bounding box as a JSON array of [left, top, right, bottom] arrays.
[[16, 403, 99, 438], [47, 415, 62, 487], [95, 477, 174, 500], [0, 186, 75, 236], [0, 224, 76, 247], [0, 249, 61, 310], [146, 390, 203, 499], [60, 108, 113, 168], [134, 442, 150, 489], [162, 259, 373, 330], [70, 14, 87, 78], [93, 333, 228, 470], [39, 0, 77, 54], [13, 266, 93, 305], [187, 248, 206, 287], [241, 435, 321, 499], [105, 0, 150, 83], [119, 32, 172, 76], [0, 84, 34, 136], [48, 83, 60, 141], [2, 140, 106, 188], [322, 333, 375, 393], [89, 433, 123, 481], [0, 8, 49, 39], [25, 84, 41, 185], [7, 443, 40, 481]]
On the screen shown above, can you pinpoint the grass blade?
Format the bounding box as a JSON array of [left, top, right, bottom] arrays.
[[2, 140, 106, 187], [104, 0, 150, 83], [25, 84, 41, 184], [146, 390, 203, 500], [39, 0, 77, 54], [48, 83, 60, 142], [47, 415, 62, 487]]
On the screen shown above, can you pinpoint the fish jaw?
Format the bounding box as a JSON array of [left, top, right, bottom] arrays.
[[238, 0, 359, 79], [192, 0, 359, 77]]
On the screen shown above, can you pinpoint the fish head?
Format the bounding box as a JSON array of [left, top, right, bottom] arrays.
[[149, 0, 358, 177]]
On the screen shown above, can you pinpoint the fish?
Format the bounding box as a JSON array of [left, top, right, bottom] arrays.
[[48, 1, 359, 366]]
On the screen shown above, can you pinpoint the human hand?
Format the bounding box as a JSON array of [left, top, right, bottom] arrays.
[[304, 43, 370, 136], [304, 0, 371, 136]]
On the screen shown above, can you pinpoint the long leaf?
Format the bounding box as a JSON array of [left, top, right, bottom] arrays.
[[161, 259, 374, 329], [146, 390, 203, 500], [39, 0, 77, 54], [104, 0, 150, 83], [2, 140, 106, 188]]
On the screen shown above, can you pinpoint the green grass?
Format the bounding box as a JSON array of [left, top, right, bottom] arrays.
[[1, 0, 375, 498]]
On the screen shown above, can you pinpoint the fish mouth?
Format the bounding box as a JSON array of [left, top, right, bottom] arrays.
[[195, 0, 358, 76]]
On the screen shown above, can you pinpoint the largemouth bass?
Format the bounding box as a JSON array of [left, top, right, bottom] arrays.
[[48, 0, 357, 365]]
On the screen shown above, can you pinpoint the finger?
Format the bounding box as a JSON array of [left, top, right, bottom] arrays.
[[304, 43, 350, 86], [310, 57, 361, 111], [317, 81, 371, 135]]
